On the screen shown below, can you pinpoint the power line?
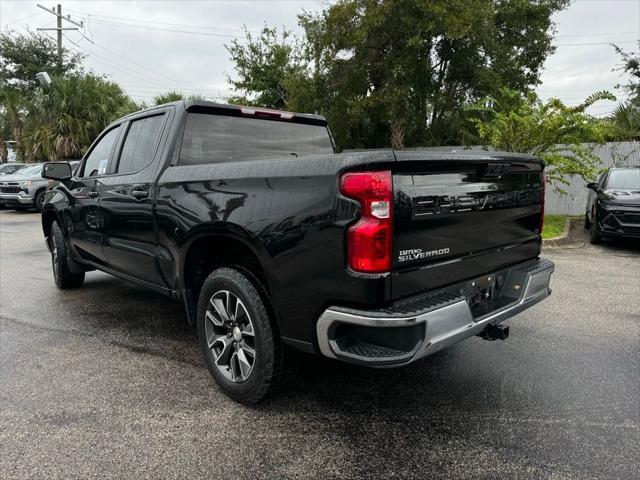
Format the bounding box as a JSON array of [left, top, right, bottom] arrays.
[[72, 30, 190, 90], [556, 30, 639, 38], [61, 33, 178, 90], [89, 19, 242, 39], [5, 11, 44, 26], [66, 9, 257, 34], [555, 40, 637, 47]]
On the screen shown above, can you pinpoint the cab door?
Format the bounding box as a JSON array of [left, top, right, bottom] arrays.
[[66, 124, 123, 265], [99, 111, 169, 287]]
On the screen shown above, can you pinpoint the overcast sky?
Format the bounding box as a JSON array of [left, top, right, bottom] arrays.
[[1, 0, 638, 117]]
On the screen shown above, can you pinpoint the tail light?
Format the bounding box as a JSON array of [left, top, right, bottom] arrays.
[[539, 173, 546, 233], [339, 171, 393, 273]]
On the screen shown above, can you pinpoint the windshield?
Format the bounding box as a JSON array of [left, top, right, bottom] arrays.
[[606, 168, 640, 190], [14, 164, 42, 176]]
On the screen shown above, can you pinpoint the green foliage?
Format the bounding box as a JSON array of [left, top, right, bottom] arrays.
[[20, 75, 135, 161], [152, 91, 205, 106], [542, 215, 566, 239], [226, 0, 569, 150], [0, 29, 84, 93], [468, 88, 616, 187], [226, 26, 305, 110], [609, 42, 640, 140]]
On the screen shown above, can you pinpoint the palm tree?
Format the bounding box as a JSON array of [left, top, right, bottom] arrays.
[[20, 75, 139, 161], [612, 102, 640, 140]]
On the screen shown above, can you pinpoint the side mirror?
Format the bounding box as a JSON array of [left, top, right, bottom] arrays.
[[42, 162, 72, 181], [586, 182, 598, 191]]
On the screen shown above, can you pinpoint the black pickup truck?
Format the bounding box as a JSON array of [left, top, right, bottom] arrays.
[[41, 101, 554, 403]]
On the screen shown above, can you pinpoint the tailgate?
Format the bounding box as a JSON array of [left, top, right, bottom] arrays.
[[392, 152, 544, 299]]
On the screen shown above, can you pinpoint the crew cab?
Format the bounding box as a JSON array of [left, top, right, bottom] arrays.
[[40, 101, 554, 403]]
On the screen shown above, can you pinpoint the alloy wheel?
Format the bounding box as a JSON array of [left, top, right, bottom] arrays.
[[204, 290, 256, 383]]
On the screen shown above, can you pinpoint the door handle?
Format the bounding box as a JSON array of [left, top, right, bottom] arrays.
[[87, 190, 99, 198], [131, 189, 149, 199]]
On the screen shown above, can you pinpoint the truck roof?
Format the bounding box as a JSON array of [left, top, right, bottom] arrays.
[[123, 100, 328, 126]]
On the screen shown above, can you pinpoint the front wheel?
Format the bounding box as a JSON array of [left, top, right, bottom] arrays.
[[589, 217, 602, 245], [34, 189, 46, 212], [197, 267, 285, 404], [50, 222, 85, 288]]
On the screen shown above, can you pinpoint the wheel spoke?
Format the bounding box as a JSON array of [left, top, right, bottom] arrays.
[[210, 297, 230, 322], [237, 348, 252, 378], [241, 322, 254, 338], [240, 343, 255, 358], [230, 352, 240, 380], [213, 337, 234, 365], [205, 310, 223, 327]]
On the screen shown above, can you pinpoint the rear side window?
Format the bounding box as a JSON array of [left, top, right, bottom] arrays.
[[116, 114, 165, 174], [179, 113, 334, 166], [81, 126, 121, 177]]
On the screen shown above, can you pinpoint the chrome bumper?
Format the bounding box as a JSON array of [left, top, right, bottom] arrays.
[[0, 193, 33, 204], [317, 257, 554, 366]]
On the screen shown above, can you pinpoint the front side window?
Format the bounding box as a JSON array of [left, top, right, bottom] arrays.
[[179, 113, 334, 166], [81, 126, 121, 177], [116, 115, 165, 174]]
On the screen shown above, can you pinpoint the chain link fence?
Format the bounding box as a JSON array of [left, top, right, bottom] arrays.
[[545, 142, 640, 215]]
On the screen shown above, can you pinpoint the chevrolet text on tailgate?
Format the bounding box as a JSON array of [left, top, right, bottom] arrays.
[[40, 101, 554, 404]]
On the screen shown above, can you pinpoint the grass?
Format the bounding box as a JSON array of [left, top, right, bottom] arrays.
[[542, 215, 567, 239]]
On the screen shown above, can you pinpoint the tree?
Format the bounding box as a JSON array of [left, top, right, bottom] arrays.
[[226, 0, 569, 150], [610, 42, 640, 140], [468, 88, 616, 188], [225, 26, 305, 109], [153, 91, 204, 105], [0, 30, 84, 92], [20, 75, 137, 161]]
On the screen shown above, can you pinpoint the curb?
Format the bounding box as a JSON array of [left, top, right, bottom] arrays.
[[542, 217, 585, 248]]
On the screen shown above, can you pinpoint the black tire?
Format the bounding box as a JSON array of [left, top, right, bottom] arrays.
[[50, 221, 85, 289], [197, 267, 285, 404], [34, 189, 46, 212], [589, 216, 602, 245]]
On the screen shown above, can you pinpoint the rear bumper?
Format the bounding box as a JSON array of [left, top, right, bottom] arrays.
[[316, 257, 554, 366]]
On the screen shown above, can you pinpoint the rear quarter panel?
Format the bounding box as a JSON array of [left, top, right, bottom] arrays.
[[155, 151, 395, 344]]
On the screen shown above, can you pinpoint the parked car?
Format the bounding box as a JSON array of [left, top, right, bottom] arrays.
[[0, 162, 26, 175], [0, 164, 45, 211], [0, 161, 79, 211], [40, 101, 554, 403], [585, 166, 640, 244]]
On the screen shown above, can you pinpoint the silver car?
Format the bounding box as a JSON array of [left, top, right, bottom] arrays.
[[0, 162, 79, 211]]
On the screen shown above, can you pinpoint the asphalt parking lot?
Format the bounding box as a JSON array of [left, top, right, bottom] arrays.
[[1, 209, 638, 480]]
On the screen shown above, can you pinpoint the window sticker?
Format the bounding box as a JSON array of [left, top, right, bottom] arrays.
[[98, 158, 108, 175]]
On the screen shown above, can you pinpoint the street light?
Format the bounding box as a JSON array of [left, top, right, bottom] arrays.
[[36, 72, 52, 86]]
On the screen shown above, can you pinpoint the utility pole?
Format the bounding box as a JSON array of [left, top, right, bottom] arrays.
[[36, 4, 83, 72], [56, 4, 62, 70]]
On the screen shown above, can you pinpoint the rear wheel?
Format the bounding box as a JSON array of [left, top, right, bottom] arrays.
[[50, 222, 85, 288], [197, 267, 285, 404]]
